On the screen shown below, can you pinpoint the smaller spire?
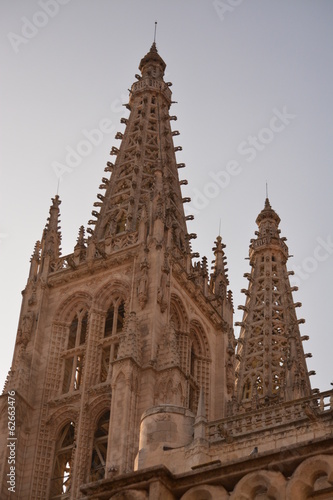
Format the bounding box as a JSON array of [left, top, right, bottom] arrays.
[[45, 195, 61, 232], [40, 195, 62, 274], [75, 225, 86, 249], [235, 200, 312, 410], [30, 240, 41, 263], [210, 235, 229, 298], [28, 240, 41, 281]]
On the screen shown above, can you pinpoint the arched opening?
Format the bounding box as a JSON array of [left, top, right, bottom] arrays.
[[62, 309, 88, 394], [89, 411, 110, 481], [100, 298, 126, 383], [49, 422, 75, 499]]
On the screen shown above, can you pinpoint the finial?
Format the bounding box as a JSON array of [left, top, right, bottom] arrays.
[[56, 177, 61, 196], [154, 21, 157, 44], [196, 387, 206, 419], [218, 218, 221, 237], [51, 194, 61, 209], [266, 180, 268, 199]]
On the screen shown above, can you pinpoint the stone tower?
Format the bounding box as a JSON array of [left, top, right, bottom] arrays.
[[1, 44, 332, 500], [0, 43, 234, 499], [235, 198, 312, 410]]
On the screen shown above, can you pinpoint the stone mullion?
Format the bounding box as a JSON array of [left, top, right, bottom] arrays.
[[125, 365, 139, 472], [72, 309, 105, 497]]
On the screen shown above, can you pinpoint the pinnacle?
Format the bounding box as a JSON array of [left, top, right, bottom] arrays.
[[256, 196, 280, 227], [75, 226, 86, 248], [264, 197, 271, 209], [52, 194, 61, 208], [150, 41, 158, 53], [30, 241, 41, 262], [139, 42, 166, 76], [196, 388, 206, 419], [45, 195, 62, 233]]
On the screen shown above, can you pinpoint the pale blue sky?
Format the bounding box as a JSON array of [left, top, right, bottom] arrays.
[[1, 0, 332, 391]]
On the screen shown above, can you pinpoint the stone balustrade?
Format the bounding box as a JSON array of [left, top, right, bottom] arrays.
[[207, 390, 333, 443]]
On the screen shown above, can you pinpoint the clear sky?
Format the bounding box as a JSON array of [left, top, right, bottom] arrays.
[[1, 0, 332, 393]]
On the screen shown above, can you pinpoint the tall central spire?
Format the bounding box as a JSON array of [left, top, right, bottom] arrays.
[[89, 44, 191, 256]]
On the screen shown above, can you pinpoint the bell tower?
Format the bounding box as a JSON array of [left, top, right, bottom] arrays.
[[0, 43, 234, 499]]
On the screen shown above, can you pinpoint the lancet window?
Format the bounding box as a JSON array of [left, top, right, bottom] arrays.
[[49, 422, 75, 499], [62, 309, 88, 393], [188, 324, 210, 415], [89, 411, 110, 481], [100, 297, 125, 383]]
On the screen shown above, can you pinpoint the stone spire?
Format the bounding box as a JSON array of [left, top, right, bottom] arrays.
[[235, 198, 312, 409], [88, 43, 191, 257], [40, 195, 62, 275], [210, 235, 229, 300]]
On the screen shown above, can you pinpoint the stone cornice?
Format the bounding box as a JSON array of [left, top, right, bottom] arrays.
[[80, 437, 333, 498]]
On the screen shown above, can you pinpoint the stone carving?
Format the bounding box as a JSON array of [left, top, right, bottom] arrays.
[[17, 311, 34, 347]]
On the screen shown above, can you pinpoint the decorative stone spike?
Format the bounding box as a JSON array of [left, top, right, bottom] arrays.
[[30, 240, 41, 262], [75, 226, 86, 248], [40, 195, 62, 273]]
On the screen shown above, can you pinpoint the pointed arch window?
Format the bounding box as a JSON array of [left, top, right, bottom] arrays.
[[100, 297, 125, 383], [187, 325, 209, 414], [49, 422, 75, 499], [89, 411, 110, 481], [62, 309, 88, 394]]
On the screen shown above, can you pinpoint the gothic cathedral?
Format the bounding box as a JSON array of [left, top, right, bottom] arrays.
[[1, 43, 332, 500]]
